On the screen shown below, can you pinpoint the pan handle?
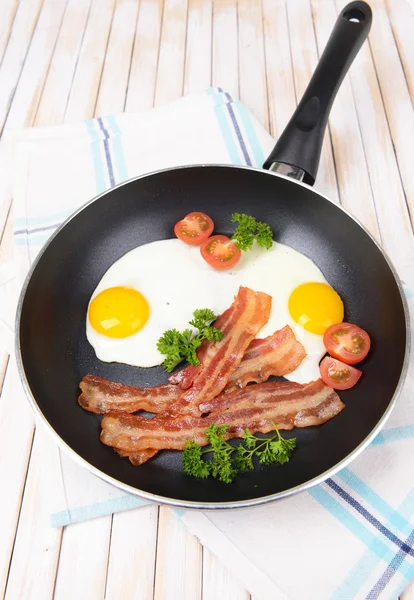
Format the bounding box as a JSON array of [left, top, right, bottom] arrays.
[[263, 1, 372, 185]]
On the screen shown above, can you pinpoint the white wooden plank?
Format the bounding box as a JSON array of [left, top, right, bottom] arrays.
[[262, 0, 296, 139], [154, 507, 202, 600], [99, 6, 165, 595], [287, 0, 339, 202], [310, 0, 381, 239], [125, 0, 164, 112], [238, 0, 268, 129], [94, 0, 140, 117], [385, 0, 414, 103], [65, 0, 116, 122], [4, 0, 68, 130], [0, 0, 44, 131], [0, 365, 30, 600], [212, 0, 238, 97], [0, 0, 20, 65], [154, 0, 188, 106], [334, 0, 414, 284], [0, 1, 84, 591], [184, 0, 212, 94], [0, 1, 116, 596], [38, 1, 133, 595], [53, 516, 112, 600], [368, 0, 414, 229], [203, 547, 250, 600], [3, 425, 63, 600], [105, 505, 158, 600], [34, 0, 91, 126]]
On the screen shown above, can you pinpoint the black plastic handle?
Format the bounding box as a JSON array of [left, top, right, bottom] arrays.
[[263, 1, 372, 185]]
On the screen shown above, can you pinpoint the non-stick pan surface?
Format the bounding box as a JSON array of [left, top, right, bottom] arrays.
[[17, 165, 409, 507]]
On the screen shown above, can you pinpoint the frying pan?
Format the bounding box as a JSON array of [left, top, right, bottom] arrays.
[[16, 1, 410, 509]]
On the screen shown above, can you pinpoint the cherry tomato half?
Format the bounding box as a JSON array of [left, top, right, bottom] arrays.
[[323, 322, 371, 365], [320, 356, 362, 390], [200, 235, 241, 270], [174, 212, 215, 245]]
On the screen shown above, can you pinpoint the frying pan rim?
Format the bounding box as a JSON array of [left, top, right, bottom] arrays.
[[15, 163, 411, 509]]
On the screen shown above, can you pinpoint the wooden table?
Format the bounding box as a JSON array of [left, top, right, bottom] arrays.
[[0, 0, 413, 598]]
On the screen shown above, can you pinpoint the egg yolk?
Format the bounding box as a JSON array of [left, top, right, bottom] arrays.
[[288, 282, 344, 335], [88, 287, 149, 338]]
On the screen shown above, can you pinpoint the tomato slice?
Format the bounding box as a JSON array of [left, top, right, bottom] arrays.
[[323, 322, 371, 364], [200, 235, 241, 270], [320, 356, 362, 390], [174, 212, 214, 245]]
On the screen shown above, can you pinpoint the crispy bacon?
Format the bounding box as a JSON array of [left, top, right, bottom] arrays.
[[170, 325, 305, 392], [224, 325, 306, 392], [100, 379, 344, 454], [168, 304, 235, 389], [116, 448, 158, 465], [118, 287, 272, 464], [79, 326, 305, 416], [163, 286, 272, 418], [167, 365, 202, 390], [78, 374, 182, 414]]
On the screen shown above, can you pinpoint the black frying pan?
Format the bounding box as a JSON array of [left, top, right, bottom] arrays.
[[16, 1, 410, 508]]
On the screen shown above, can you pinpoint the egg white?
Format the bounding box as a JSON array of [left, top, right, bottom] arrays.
[[86, 239, 330, 383]]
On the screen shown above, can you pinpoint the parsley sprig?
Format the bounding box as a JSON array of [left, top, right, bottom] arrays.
[[182, 423, 296, 483], [231, 213, 273, 251], [156, 309, 223, 373]]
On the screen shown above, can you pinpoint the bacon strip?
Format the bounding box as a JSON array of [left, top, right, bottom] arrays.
[[80, 325, 305, 415], [167, 365, 202, 390], [224, 325, 306, 392], [116, 448, 158, 465], [78, 375, 182, 414], [163, 286, 272, 418], [170, 324, 305, 392], [121, 287, 271, 464], [168, 305, 235, 389], [100, 379, 344, 454]]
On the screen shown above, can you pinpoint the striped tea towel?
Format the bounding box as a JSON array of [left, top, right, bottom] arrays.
[[1, 89, 413, 600]]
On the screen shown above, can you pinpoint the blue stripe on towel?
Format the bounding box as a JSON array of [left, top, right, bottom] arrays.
[[326, 479, 414, 557], [372, 426, 414, 446], [15, 222, 62, 236], [105, 115, 129, 182], [50, 494, 149, 527], [97, 117, 115, 187], [85, 119, 108, 193], [235, 101, 265, 167], [330, 489, 414, 599], [367, 529, 414, 599], [309, 486, 392, 558], [337, 469, 411, 533], [14, 209, 73, 228], [216, 88, 252, 167], [207, 88, 242, 165]]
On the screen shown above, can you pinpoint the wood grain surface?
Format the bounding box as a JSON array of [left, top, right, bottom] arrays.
[[0, 0, 413, 598]]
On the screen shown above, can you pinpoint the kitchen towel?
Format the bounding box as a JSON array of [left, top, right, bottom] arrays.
[[1, 88, 413, 600]]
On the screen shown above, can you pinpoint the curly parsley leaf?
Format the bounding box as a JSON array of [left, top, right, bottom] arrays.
[[231, 213, 273, 251], [255, 220, 273, 250], [182, 423, 296, 483], [156, 309, 223, 372], [182, 440, 210, 478], [156, 329, 184, 372], [189, 308, 216, 330]]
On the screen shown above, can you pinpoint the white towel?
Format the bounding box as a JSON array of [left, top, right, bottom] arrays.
[[1, 89, 413, 600]]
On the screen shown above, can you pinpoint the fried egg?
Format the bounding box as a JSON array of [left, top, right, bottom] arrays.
[[86, 239, 343, 382]]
